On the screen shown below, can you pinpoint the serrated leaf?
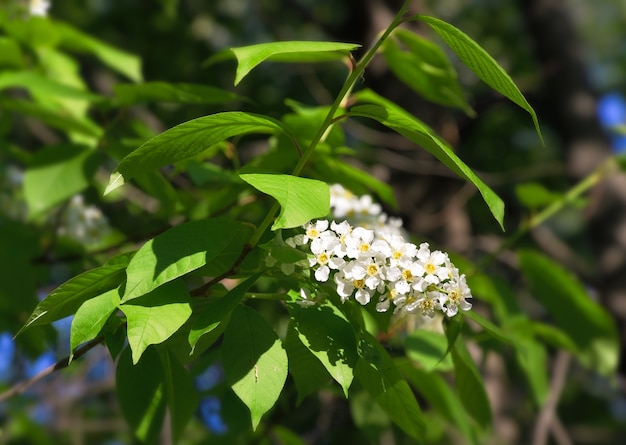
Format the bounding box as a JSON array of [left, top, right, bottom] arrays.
[[451, 337, 492, 430], [221, 305, 288, 430], [397, 358, 478, 445], [122, 218, 253, 303], [383, 29, 472, 114], [226, 41, 360, 85], [518, 250, 619, 375], [70, 288, 119, 358], [288, 301, 357, 397], [23, 144, 99, 217], [105, 112, 286, 194], [18, 259, 129, 335], [116, 347, 166, 443], [188, 274, 259, 352], [351, 90, 504, 229], [114, 82, 239, 106], [239, 173, 330, 230], [355, 332, 425, 439], [416, 15, 543, 144], [121, 280, 192, 364], [159, 348, 199, 442]]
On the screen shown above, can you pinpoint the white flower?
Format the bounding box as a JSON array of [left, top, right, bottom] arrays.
[[29, 0, 51, 16], [440, 274, 473, 317], [412, 243, 450, 287]]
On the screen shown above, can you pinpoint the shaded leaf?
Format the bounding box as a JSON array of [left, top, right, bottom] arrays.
[[397, 358, 478, 445], [355, 332, 425, 439], [404, 329, 453, 372], [518, 250, 619, 375], [116, 347, 166, 443], [221, 305, 288, 430], [188, 274, 260, 352], [451, 337, 492, 430], [288, 301, 357, 397], [114, 82, 238, 106]]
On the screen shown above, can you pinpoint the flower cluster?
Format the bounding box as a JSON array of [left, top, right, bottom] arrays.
[[283, 184, 473, 318], [57, 195, 111, 246]]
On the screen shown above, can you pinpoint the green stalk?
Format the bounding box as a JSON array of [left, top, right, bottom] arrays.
[[248, 0, 411, 248], [479, 157, 618, 268]]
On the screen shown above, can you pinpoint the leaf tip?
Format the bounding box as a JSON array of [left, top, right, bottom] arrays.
[[104, 172, 125, 195]]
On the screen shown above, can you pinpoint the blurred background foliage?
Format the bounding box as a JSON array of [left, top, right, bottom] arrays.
[[1, 0, 626, 444]]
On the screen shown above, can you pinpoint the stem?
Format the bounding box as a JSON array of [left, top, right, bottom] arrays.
[[247, 0, 411, 248], [479, 157, 616, 268]]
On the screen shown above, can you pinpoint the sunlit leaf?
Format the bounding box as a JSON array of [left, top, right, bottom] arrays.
[[240, 172, 330, 230], [416, 15, 543, 144], [351, 90, 504, 229], [122, 218, 253, 303], [105, 112, 287, 194], [70, 288, 119, 359], [121, 280, 192, 364], [224, 41, 360, 85]]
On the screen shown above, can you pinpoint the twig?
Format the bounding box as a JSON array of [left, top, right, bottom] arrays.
[[531, 351, 572, 445], [0, 335, 104, 402]]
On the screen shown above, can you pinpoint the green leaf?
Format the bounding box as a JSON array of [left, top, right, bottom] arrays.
[[416, 15, 543, 144], [122, 218, 253, 302], [105, 112, 286, 194], [113, 82, 239, 106], [283, 326, 331, 404], [159, 348, 199, 442], [0, 37, 24, 68], [57, 22, 142, 82], [120, 280, 192, 364], [518, 250, 619, 375], [451, 337, 492, 430], [226, 41, 360, 85], [270, 425, 308, 445], [0, 97, 102, 137], [351, 90, 504, 229], [355, 332, 425, 439], [221, 305, 288, 430], [349, 389, 391, 440], [0, 71, 103, 102], [382, 29, 472, 114], [188, 274, 259, 352], [239, 173, 330, 230], [464, 310, 515, 345], [513, 335, 549, 406], [116, 347, 166, 443], [69, 288, 119, 359], [288, 301, 357, 397], [23, 144, 99, 217], [18, 259, 129, 335], [397, 358, 478, 445], [404, 330, 453, 372], [514, 182, 562, 210]]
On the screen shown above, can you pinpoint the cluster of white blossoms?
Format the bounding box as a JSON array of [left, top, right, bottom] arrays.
[[57, 195, 111, 246], [28, 0, 51, 16], [284, 184, 472, 318]]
